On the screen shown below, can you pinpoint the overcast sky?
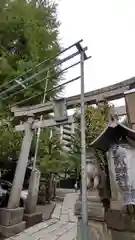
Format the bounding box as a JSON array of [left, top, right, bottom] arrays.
[[57, 0, 135, 106]]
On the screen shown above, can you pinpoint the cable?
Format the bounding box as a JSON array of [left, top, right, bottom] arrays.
[[0, 47, 87, 98], [0, 39, 83, 90], [12, 76, 81, 107], [3, 60, 81, 101], [9, 54, 91, 106]]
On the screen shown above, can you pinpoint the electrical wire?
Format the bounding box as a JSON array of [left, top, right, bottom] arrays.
[[12, 76, 81, 107], [0, 47, 86, 98], [0, 39, 83, 90], [3, 60, 80, 101]]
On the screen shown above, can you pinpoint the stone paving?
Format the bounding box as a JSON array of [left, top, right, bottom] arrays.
[[6, 193, 78, 240]]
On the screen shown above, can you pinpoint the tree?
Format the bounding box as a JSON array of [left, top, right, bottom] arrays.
[[0, 0, 62, 110], [0, 0, 64, 168], [0, 120, 23, 162], [68, 149, 81, 181], [69, 103, 111, 174], [38, 128, 67, 175], [37, 127, 67, 201]]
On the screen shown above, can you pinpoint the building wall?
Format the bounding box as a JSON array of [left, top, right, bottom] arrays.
[[56, 121, 75, 151]]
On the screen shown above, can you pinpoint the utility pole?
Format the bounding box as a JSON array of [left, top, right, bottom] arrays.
[[80, 51, 89, 240], [76, 43, 90, 240]]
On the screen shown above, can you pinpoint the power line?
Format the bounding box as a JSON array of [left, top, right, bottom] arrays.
[[3, 60, 81, 101], [0, 47, 87, 98], [0, 39, 83, 91], [9, 53, 91, 106], [12, 76, 81, 107]]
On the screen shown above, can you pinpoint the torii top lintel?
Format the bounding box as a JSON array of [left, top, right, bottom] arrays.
[[11, 76, 135, 118]]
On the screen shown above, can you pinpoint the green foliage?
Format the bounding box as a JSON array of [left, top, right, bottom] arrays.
[[68, 150, 81, 179], [73, 104, 110, 148], [69, 103, 111, 173], [0, 120, 23, 161], [85, 104, 110, 147], [0, 0, 64, 166], [38, 128, 67, 176], [0, 0, 62, 108]]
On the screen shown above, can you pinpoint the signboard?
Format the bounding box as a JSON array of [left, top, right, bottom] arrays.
[[111, 144, 135, 206]]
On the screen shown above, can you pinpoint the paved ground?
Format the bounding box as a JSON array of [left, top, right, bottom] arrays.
[[36, 202, 56, 220], [6, 193, 78, 240]]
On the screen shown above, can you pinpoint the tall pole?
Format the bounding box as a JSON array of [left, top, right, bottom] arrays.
[[80, 50, 89, 240], [32, 74, 49, 170]]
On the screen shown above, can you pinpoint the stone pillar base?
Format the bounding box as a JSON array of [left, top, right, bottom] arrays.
[[0, 208, 26, 238], [106, 209, 135, 240], [75, 197, 104, 220], [75, 190, 111, 240], [23, 212, 42, 228], [0, 221, 25, 238], [88, 219, 112, 240], [76, 214, 112, 240]]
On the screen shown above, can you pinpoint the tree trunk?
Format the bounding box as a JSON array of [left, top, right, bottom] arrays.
[[75, 168, 77, 182], [49, 173, 53, 200], [46, 173, 53, 203]]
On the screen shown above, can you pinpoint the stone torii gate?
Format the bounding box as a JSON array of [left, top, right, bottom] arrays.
[[0, 99, 76, 238], [8, 99, 74, 210]]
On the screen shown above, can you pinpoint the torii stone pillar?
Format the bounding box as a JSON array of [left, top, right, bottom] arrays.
[[24, 169, 42, 228], [8, 116, 34, 209], [0, 116, 34, 238]]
